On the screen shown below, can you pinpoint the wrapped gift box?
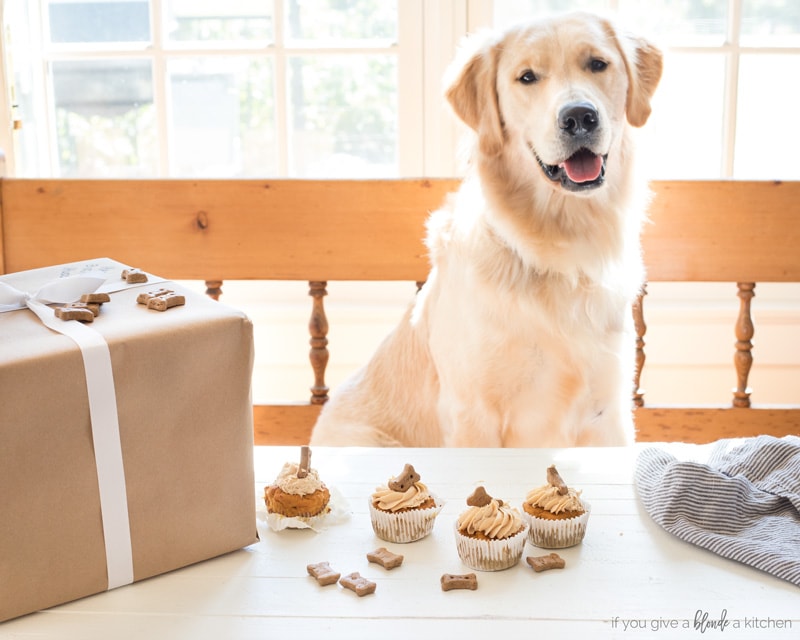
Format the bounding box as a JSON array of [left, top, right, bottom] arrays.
[[0, 259, 258, 621]]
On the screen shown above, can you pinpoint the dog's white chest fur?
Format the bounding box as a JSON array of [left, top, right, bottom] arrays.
[[420, 199, 637, 446]]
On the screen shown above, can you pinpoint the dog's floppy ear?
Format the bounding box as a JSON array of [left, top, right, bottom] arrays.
[[443, 32, 504, 156], [605, 21, 663, 127]]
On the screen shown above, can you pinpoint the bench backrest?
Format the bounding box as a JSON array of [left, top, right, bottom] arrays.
[[2, 178, 798, 443]]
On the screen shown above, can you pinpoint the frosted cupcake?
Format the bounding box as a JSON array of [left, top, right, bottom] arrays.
[[522, 465, 590, 548], [454, 486, 528, 571], [369, 463, 443, 543], [264, 446, 331, 528]]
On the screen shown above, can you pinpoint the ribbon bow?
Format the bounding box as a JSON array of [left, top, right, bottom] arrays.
[[0, 274, 106, 315]]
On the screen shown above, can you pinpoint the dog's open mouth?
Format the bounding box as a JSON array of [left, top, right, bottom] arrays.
[[533, 147, 607, 192]]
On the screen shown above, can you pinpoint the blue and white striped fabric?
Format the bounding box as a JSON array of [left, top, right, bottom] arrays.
[[635, 435, 800, 587]]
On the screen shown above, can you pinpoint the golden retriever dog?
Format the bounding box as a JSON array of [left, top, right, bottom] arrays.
[[310, 12, 662, 447]]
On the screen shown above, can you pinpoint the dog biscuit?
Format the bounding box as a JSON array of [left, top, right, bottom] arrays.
[[67, 301, 101, 317], [526, 553, 566, 572], [339, 572, 376, 596], [467, 486, 502, 507], [546, 465, 569, 495], [306, 561, 341, 586], [147, 292, 185, 312], [55, 306, 94, 322], [136, 288, 174, 305], [388, 463, 421, 492], [367, 547, 404, 570], [79, 292, 110, 304], [440, 573, 478, 591], [122, 268, 148, 284]]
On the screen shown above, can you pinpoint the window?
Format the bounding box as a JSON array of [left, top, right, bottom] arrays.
[[2, 0, 421, 178], [3, 1, 799, 180], [485, 0, 800, 180]]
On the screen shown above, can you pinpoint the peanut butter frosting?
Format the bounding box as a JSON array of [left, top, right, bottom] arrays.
[[274, 462, 326, 496], [372, 481, 432, 512], [525, 485, 584, 515], [457, 499, 523, 539]]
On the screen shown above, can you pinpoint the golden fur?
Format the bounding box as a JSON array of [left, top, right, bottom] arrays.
[[310, 12, 662, 447]]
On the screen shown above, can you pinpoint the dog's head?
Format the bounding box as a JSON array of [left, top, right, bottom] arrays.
[[445, 12, 662, 195]]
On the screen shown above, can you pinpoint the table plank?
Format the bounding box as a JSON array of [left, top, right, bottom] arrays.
[[1, 446, 797, 639]]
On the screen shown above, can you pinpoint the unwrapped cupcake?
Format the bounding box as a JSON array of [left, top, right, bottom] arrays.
[[369, 463, 443, 543], [264, 446, 331, 529], [522, 464, 590, 548], [454, 486, 528, 571]]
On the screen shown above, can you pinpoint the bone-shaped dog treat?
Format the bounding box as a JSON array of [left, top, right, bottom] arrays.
[[387, 463, 420, 492], [547, 465, 569, 495], [440, 573, 478, 591], [54, 306, 94, 322], [122, 268, 148, 284], [367, 547, 404, 570], [466, 486, 501, 507], [297, 445, 311, 479], [306, 561, 341, 586], [66, 301, 100, 317], [147, 293, 185, 312], [136, 288, 174, 305], [80, 292, 111, 304], [526, 553, 566, 572], [339, 572, 376, 596]]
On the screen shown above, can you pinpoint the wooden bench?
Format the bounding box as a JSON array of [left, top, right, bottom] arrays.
[[1, 178, 798, 444]]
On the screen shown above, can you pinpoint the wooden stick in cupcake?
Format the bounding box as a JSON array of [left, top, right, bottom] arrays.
[[297, 445, 311, 479]]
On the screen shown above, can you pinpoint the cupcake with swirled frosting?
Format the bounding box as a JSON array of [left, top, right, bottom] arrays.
[[368, 463, 443, 543], [522, 464, 590, 548], [454, 486, 528, 571]]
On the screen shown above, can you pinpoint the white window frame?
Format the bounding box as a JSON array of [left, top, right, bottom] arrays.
[[3, 1, 800, 179], [1, 0, 447, 178]]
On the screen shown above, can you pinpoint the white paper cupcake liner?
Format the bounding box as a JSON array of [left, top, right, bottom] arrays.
[[257, 487, 349, 532], [523, 500, 591, 549], [454, 521, 529, 571], [368, 495, 444, 543]]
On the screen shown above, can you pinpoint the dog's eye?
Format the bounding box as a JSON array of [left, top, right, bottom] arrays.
[[589, 58, 608, 73], [518, 70, 538, 85]]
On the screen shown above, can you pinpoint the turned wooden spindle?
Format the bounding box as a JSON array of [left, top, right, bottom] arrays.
[[632, 284, 647, 408], [308, 281, 330, 405], [205, 280, 223, 300], [733, 282, 755, 408]]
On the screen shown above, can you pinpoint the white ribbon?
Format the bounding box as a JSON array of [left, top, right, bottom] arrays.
[[1, 276, 134, 590]]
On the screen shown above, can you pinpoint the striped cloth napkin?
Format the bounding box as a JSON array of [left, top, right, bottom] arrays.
[[635, 435, 800, 587]]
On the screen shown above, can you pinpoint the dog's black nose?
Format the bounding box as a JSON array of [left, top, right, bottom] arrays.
[[558, 102, 599, 136]]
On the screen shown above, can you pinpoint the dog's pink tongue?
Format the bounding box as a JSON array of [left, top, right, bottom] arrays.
[[561, 151, 603, 183]]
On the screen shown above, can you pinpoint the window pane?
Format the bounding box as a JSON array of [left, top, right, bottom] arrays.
[[287, 55, 397, 177], [48, 0, 150, 44], [168, 57, 277, 176], [494, 1, 728, 46], [735, 55, 800, 179], [493, 0, 611, 29], [286, 0, 397, 46], [164, 0, 273, 46], [741, 0, 800, 47], [639, 53, 725, 179], [617, 0, 727, 46], [52, 59, 157, 176]]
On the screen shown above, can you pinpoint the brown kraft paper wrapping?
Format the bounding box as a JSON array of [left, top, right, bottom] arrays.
[[0, 260, 258, 621]]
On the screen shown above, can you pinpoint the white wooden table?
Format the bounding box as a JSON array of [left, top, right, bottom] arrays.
[[2, 446, 798, 639]]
